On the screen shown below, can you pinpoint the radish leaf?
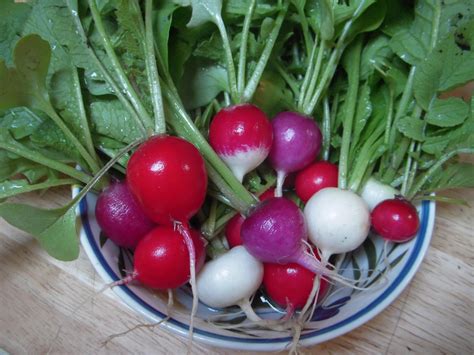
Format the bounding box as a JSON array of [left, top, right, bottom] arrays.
[[426, 98, 469, 127], [0, 203, 79, 261]]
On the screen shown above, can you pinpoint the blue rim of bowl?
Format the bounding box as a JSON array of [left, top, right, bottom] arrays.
[[78, 193, 433, 349]]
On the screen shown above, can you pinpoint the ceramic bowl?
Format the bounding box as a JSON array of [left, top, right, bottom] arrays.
[[73, 187, 435, 351]]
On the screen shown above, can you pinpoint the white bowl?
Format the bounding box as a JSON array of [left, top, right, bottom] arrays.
[[74, 187, 435, 351]]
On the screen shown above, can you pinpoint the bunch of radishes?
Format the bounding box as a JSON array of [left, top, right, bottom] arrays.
[[95, 103, 420, 325]]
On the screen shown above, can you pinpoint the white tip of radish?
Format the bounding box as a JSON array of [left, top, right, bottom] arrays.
[[219, 147, 270, 182], [361, 178, 398, 211], [304, 188, 370, 257], [196, 246, 264, 309], [274, 170, 286, 197]]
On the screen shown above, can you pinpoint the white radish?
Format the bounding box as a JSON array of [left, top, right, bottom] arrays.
[[360, 177, 398, 211], [197, 246, 263, 320], [304, 187, 371, 261]]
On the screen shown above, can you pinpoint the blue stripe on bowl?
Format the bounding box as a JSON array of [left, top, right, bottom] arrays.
[[79, 197, 430, 344]]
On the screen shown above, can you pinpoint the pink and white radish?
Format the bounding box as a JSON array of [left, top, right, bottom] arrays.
[[268, 112, 322, 197], [304, 187, 371, 262], [209, 104, 273, 182], [360, 177, 398, 211], [95, 181, 155, 249]]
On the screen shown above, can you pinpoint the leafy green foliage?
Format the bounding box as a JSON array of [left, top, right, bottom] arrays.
[[187, 0, 223, 28], [0, 35, 51, 111], [414, 20, 474, 110], [426, 98, 469, 127], [0, 203, 79, 261]]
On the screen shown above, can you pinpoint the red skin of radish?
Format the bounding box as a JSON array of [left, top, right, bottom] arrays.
[[209, 104, 273, 181], [295, 161, 339, 202], [134, 226, 206, 289], [95, 181, 155, 249], [126, 135, 207, 225], [371, 198, 420, 242], [263, 262, 329, 310], [225, 188, 275, 248]]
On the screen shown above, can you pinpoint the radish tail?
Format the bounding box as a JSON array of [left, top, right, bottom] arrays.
[[275, 170, 286, 197], [176, 222, 198, 343]]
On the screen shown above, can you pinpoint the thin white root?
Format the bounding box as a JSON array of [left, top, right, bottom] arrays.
[[101, 317, 170, 347], [175, 222, 198, 347]]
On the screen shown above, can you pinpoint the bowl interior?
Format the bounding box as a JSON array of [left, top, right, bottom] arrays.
[[75, 187, 434, 352]]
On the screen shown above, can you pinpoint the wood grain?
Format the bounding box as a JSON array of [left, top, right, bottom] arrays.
[[0, 187, 472, 354]]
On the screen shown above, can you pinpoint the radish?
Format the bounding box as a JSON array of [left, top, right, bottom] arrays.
[[225, 213, 245, 248], [371, 197, 420, 242], [304, 188, 371, 261], [126, 135, 208, 334], [209, 104, 273, 182], [240, 197, 330, 276], [196, 246, 263, 315], [127, 135, 207, 226], [268, 112, 322, 197], [134, 226, 206, 289], [225, 187, 275, 248], [360, 177, 398, 211], [295, 161, 338, 203], [263, 262, 329, 311], [95, 181, 155, 249]]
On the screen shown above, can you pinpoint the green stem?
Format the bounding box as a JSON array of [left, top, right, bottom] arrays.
[[70, 139, 145, 206], [0, 140, 92, 186], [0, 178, 78, 200], [242, 2, 289, 103], [274, 61, 299, 97], [384, 105, 422, 182], [348, 125, 385, 191], [298, 35, 319, 110], [294, 0, 312, 59], [338, 38, 362, 190], [162, 85, 256, 212], [406, 143, 421, 194], [88, 0, 153, 132], [215, 17, 239, 103], [41, 103, 100, 174], [407, 148, 474, 200], [302, 40, 326, 110], [66, 0, 147, 137], [71, 67, 97, 159], [400, 140, 416, 195], [388, 67, 416, 152], [237, 0, 256, 96], [145, 0, 166, 134], [322, 97, 331, 161]]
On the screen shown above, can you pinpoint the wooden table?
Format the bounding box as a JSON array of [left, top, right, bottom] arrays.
[[0, 187, 472, 354]]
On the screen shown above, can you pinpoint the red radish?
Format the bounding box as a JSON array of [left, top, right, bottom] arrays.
[[241, 197, 331, 277], [225, 214, 245, 248], [126, 135, 208, 334], [95, 181, 155, 249], [225, 187, 275, 248], [127, 135, 207, 225], [295, 161, 338, 202], [263, 262, 329, 310], [134, 226, 206, 289], [371, 198, 420, 242], [209, 104, 273, 182], [268, 112, 322, 197]]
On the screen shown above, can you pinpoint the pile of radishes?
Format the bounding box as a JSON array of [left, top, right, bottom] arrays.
[[95, 103, 420, 331]]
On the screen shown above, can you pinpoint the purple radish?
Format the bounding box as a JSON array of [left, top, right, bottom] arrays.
[[209, 104, 273, 182], [240, 197, 329, 277], [268, 112, 322, 196], [95, 181, 155, 249]]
